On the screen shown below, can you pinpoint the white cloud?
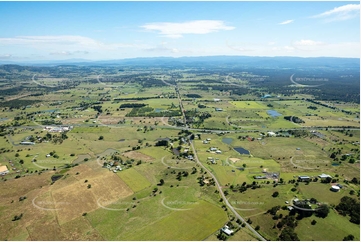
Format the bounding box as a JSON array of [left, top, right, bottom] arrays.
[[141, 20, 235, 38], [311, 4, 360, 22], [0, 35, 139, 51], [278, 20, 294, 25]]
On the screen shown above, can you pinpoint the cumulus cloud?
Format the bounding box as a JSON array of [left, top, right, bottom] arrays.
[[278, 19, 294, 25], [311, 4, 360, 22], [141, 20, 235, 38]]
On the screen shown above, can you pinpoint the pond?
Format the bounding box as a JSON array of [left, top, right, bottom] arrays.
[[222, 137, 233, 145], [155, 108, 163, 113], [267, 110, 282, 117], [234, 147, 250, 155], [331, 163, 340, 166]]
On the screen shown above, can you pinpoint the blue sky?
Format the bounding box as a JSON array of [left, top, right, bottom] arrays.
[[0, 1, 359, 61]]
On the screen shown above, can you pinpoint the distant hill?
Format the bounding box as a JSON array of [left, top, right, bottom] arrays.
[[0, 56, 359, 69]]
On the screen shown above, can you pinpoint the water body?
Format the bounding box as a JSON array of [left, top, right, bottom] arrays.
[[0, 118, 8, 122], [332, 163, 340, 166], [222, 137, 233, 145], [234, 147, 250, 155], [155, 108, 163, 113], [267, 110, 282, 117]]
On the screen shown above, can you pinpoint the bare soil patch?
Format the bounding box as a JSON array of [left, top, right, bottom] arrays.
[[229, 158, 241, 163], [123, 151, 155, 162]]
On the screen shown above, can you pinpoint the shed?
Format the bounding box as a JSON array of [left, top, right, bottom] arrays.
[[0, 165, 9, 175], [221, 225, 234, 236], [298, 175, 310, 182], [330, 185, 340, 192], [318, 174, 332, 179]]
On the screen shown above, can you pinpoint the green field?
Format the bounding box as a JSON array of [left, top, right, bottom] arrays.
[[122, 200, 228, 240], [229, 101, 269, 109], [117, 168, 151, 192]]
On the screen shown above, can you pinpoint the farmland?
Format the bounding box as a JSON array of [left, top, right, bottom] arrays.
[[0, 60, 359, 241]]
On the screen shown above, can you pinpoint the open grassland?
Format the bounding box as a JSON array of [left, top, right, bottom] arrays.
[[297, 182, 350, 205], [229, 101, 269, 109], [117, 168, 151, 192], [232, 136, 330, 161], [302, 115, 359, 127], [139, 146, 174, 159], [295, 209, 360, 241], [122, 200, 228, 241]]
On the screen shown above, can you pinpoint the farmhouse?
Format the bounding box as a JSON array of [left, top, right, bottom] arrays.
[[298, 175, 310, 182], [0, 165, 9, 175], [209, 147, 218, 152], [215, 108, 223, 112], [215, 150, 222, 154], [267, 131, 276, 136], [221, 225, 234, 236], [214, 98, 221, 102], [203, 140, 209, 144]]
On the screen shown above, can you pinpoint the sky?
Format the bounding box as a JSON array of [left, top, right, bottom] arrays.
[[0, 1, 359, 61]]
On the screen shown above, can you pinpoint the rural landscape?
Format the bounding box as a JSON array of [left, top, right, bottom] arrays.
[[0, 56, 359, 241], [0, 1, 360, 241]]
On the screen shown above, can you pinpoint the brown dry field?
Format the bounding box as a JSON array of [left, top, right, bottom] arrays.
[[97, 116, 123, 125], [122, 150, 155, 162], [0, 161, 133, 240], [52, 164, 133, 225]]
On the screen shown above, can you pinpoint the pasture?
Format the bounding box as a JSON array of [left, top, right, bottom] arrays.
[[117, 168, 151, 192]]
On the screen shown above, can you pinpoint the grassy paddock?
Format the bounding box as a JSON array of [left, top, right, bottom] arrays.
[[117, 168, 151, 192]]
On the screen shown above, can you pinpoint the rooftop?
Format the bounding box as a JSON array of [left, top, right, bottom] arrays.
[[0, 166, 9, 173]]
